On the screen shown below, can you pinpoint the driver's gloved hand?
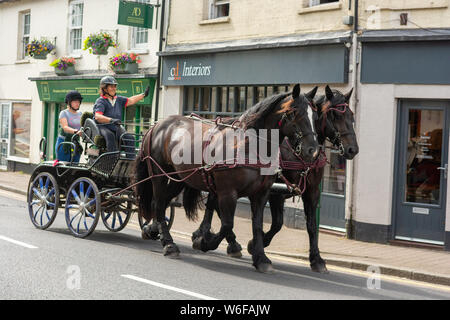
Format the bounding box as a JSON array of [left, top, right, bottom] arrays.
[[110, 118, 122, 125], [143, 86, 150, 98]]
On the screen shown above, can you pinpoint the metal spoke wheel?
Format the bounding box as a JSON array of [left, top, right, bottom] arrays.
[[28, 172, 59, 230], [101, 201, 132, 232], [65, 177, 100, 238], [138, 204, 175, 237]]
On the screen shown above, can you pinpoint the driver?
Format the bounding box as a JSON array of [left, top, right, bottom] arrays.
[[93, 76, 149, 158]]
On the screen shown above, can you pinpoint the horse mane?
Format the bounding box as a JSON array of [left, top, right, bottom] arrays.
[[239, 92, 291, 129]]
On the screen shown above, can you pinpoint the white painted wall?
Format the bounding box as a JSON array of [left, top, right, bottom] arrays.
[[0, 0, 161, 165], [355, 84, 450, 232]]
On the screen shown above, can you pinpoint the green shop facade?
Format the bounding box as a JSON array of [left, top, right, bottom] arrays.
[[30, 75, 155, 162]]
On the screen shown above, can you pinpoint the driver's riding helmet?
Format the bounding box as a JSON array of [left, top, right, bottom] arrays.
[[100, 76, 118, 86], [65, 90, 83, 105]]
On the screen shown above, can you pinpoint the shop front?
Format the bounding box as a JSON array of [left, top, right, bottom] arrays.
[[358, 29, 450, 250], [160, 36, 352, 230], [29, 75, 156, 162]]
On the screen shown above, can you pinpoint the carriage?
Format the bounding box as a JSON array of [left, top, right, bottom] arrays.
[[27, 113, 178, 238]]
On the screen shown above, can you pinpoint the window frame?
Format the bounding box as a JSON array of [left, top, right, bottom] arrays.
[[18, 11, 31, 60], [68, 0, 84, 54], [6, 101, 32, 163], [130, 0, 150, 50], [208, 0, 230, 20], [309, 0, 339, 7]]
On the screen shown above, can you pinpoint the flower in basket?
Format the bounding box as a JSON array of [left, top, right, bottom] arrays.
[[26, 39, 55, 57], [83, 32, 117, 54], [49, 57, 76, 70], [109, 53, 141, 69]]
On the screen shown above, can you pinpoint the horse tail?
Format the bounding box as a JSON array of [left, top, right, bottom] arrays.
[[182, 185, 203, 221], [134, 156, 154, 222]]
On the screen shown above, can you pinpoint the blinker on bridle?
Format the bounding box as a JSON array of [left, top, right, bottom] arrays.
[[278, 101, 317, 157], [313, 100, 353, 156]]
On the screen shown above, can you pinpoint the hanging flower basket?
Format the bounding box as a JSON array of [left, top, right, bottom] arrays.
[[26, 39, 55, 60], [110, 53, 141, 74], [50, 57, 76, 76], [83, 32, 117, 55]]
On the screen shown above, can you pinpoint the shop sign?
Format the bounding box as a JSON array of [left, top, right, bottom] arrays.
[[118, 0, 154, 29], [34, 78, 155, 105]]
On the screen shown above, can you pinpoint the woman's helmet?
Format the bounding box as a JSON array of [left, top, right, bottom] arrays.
[[65, 90, 83, 105], [100, 76, 118, 86]]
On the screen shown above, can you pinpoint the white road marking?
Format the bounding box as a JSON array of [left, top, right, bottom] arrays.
[[121, 274, 218, 300], [0, 235, 38, 249]]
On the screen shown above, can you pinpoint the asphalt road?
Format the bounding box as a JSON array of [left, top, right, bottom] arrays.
[[1, 190, 450, 301]]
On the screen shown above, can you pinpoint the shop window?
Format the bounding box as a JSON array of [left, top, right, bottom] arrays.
[[183, 85, 289, 119], [18, 11, 31, 60], [309, 0, 339, 6], [208, 0, 230, 19], [10, 102, 31, 159], [131, 0, 149, 49], [69, 0, 84, 53], [322, 141, 346, 195]]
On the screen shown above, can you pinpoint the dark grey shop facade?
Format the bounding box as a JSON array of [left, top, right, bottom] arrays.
[[159, 32, 353, 232]]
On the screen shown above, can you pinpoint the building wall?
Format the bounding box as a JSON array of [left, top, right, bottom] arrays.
[[0, 0, 161, 165], [167, 0, 354, 45], [167, 0, 450, 46]]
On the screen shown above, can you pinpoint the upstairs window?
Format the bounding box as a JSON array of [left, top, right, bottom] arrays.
[[208, 0, 229, 19], [19, 11, 30, 59], [309, 0, 339, 6], [69, 0, 84, 53], [131, 0, 150, 49]]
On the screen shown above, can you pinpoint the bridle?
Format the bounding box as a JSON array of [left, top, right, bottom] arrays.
[[313, 101, 354, 156], [278, 102, 317, 157]]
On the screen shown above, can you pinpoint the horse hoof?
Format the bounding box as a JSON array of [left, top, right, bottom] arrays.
[[141, 229, 151, 240], [247, 240, 254, 256], [256, 263, 275, 274], [163, 244, 180, 258], [192, 237, 204, 251], [311, 263, 329, 274], [191, 230, 201, 242], [227, 242, 243, 258], [142, 225, 159, 240]]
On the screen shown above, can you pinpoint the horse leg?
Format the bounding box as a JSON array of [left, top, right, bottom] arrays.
[[192, 193, 242, 258], [248, 191, 274, 274], [192, 191, 237, 253], [143, 181, 183, 240], [302, 184, 328, 273], [192, 193, 217, 243], [152, 177, 180, 258], [247, 193, 284, 255]]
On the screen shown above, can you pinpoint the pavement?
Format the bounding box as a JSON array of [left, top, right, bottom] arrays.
[[2, 169, 450, 287]]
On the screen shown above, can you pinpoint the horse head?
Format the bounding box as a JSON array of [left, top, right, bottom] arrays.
[[313, 85, 359, 160], [276, 84, 319, 163]]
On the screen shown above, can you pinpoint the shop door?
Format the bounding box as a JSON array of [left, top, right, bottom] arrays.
[[319, 141, 346, 232], [0, 103, 11, 168], [394, 101, 447, 245]]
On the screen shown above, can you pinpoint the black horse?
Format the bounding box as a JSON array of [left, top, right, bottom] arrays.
[[134, 84, 319, 273], [191, 85, 358, 273]]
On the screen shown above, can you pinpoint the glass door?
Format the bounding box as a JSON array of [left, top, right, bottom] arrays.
[[395, 101, 447, 245], [0, 103, 11, 168]]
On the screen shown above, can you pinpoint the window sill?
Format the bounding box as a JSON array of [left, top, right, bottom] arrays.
[[15, 59, 30, 64], [298, 2, 341, 15], [6, 156, 30, 164], [70, 53, 83, 59], [126, 49, 149, 55], [199, 16, 230, 26]]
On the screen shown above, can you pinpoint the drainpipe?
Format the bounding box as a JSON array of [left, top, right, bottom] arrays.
[[345, 0, 359, 239], [154, 0, 166, 123]]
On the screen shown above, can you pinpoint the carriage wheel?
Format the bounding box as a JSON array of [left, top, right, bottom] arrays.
[[65, 177, 100, 238], [28, 172, 59, 230], [101, 201, 132, 232], [138, 205, 175, 234]]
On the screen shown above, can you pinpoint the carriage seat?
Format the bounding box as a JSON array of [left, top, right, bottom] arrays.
[[80, 112, 106, 152]]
